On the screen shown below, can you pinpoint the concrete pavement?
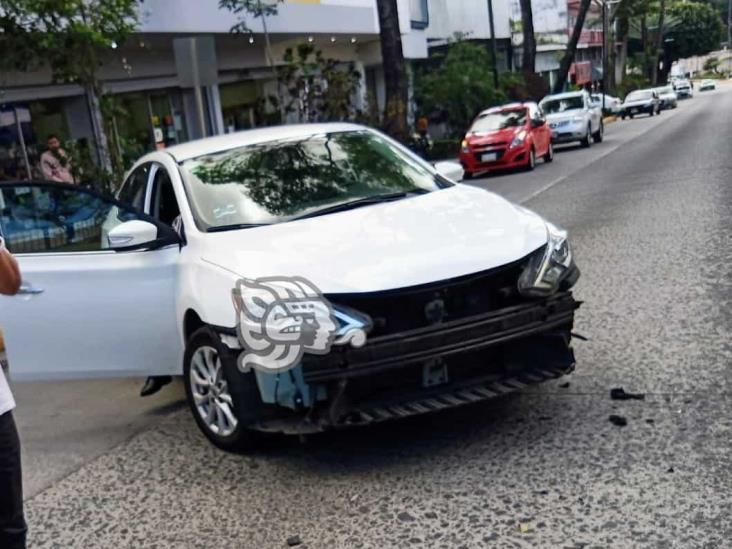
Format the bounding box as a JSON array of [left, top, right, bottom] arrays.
[[13, 82, 732, 548]]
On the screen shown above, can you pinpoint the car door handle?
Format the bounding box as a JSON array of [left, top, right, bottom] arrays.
[[18, 283, 45, 295]]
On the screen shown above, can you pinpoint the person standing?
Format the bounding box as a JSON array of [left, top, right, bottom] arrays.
[[0, 235, 25, 549], [40, 135, 75, 184]]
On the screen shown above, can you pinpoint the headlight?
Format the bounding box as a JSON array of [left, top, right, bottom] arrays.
[[518, 222, 578, 297], [509, 130, 527, 148], [461, 139, 470, 153]]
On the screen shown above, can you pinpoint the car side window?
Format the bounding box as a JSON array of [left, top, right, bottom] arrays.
[[0, 183, 148, 254], [149, 165, 180, 227], [118, 163, 151, 212]]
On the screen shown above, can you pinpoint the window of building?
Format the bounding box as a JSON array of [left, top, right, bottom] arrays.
[[410, 0, 429, 29]]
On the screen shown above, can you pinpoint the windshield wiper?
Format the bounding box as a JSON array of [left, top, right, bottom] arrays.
[[291, 190, 428, 221], [206, 223, 267, 233]]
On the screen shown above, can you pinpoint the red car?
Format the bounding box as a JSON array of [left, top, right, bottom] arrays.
[[460, 102, 553, 179]]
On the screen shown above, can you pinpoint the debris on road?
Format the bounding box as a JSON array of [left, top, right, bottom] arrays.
[[286, 535, 303, 546], [610, 387, 645, 401], [609, 415, 628, 427], [559, 382, 570, 389]]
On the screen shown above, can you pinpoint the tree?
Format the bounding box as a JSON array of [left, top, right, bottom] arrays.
[[553, 0, 592, 93], [518, 0, 536, 74], [704, 56, 720, 71], [663, 1, 724, 61], [414, 40, 506, 137], [220, 0, 285, 118], [376, 0, 409, 141], [0, 0, 141, 177], [269, 44, 362, 123]]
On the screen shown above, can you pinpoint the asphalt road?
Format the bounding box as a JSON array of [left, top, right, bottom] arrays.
[[15, 83, 732, 548]]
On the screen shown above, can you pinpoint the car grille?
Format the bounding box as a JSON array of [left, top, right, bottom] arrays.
[[550, 120, 570, 129], [327, 253, 535, 338]]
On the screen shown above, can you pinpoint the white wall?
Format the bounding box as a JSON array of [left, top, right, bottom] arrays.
[[140, 0, 379, 35], [426, 0, 511, 41]]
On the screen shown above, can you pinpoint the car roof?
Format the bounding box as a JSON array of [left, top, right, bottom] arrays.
[[477, 102, 535, 116], [540, 91, 587, 102], [165, 122, 366, 162]]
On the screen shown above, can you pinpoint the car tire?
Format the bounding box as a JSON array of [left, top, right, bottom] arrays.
[[525, 147, 536, 171], [462, 171, 474, 180], [629, 113, 634, 119], [592, 122, 604, 143], [544, 143, 554, 163], [184, 326, 264, 452], [580, 126, 592, 148]]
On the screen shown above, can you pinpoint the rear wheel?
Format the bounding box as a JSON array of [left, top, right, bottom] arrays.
[[544, 142, 554, 163], [184, 327, 263, 452]]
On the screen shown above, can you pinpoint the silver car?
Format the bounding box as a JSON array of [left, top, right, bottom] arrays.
[[654, 85, 678, 110], [540, 91, 604, 148]]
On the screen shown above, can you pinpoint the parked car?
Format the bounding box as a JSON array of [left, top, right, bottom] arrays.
[[540, 91, 603, 148], [620, 89, 661, 119], [459, 102, 553, 178], [0, 123, 581, 450], [699, 79, 716, 91], [590, 93, 622, 115], [674, 79, 694, 98], [654, 85, 678, 110]]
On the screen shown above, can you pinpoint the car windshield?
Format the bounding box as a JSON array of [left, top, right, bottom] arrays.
[[627, 91, 652, 101], [540, 96, 584, 114], [657, 86, 673, 95], [469, 109, 527, 132], [179, 130, 443, 230]]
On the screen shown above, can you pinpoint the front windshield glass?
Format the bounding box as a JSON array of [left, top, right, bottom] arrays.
[[540, 96, 584, 114], [179, 130, 442, 230], [627, 91, 652, 101], [469, 109, 527, 132], [657, 86, 673, 95]]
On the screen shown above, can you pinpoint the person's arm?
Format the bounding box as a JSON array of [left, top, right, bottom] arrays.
[[0, 238, 20, 295], [40, 153, 56, 181]]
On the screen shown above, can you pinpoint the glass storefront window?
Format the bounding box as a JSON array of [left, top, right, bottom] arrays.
[[220, 80, 263, 133]]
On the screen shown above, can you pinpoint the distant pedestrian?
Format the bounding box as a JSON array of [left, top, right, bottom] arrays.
[[0, 234, 25, 549], [40, 135, 75, 184]]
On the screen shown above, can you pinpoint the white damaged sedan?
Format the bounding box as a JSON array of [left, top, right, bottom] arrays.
[[0, 123, 580, 450]]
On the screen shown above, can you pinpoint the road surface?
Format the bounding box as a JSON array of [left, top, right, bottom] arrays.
[[14, 83, 732, 548]]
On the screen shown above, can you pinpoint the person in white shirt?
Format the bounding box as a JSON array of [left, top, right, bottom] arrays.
[[0, 235, 24, 549]]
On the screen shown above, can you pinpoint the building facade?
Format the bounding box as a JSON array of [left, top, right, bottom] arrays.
[[0, 0, 511, 181]]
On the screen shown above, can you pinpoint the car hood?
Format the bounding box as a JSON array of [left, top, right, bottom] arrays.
[[201, 185, 549, 294], [544, 110, 584, 123], [466, 126, 522, 144], [623, 99, 652, 107]]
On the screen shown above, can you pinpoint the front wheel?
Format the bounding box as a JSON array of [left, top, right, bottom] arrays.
[[462, 170, 474, 180], [544, 142, 554, 163], [580, 126, 592, 148], [592, 121, 604, 143], [184, 326, 263, 452], [525, 147, 536, 171]]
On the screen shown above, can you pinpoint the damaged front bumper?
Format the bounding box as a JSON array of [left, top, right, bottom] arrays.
[[249, 292, 580, 434]]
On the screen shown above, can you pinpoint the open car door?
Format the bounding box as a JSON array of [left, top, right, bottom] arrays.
[[0, 182, 182, 381]]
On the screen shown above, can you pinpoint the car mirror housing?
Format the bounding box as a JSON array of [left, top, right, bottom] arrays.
[[531, 118, 546, 128], [433, 161, 464, 182], [108, 220, 164, 249]]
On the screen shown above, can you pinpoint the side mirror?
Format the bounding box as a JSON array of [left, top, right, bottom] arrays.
[[433, 160, 464, 182], [107, 220, 160, 249], [531, 118, 546, 128]]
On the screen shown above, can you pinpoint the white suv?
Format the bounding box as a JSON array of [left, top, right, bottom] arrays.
[[540, 91, 604, 147], [0, 124, 580, 450]]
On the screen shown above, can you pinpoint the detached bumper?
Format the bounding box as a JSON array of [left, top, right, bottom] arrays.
[[255, 292, 581, 433]]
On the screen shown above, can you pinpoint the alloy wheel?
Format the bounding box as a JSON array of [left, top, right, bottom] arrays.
[[189, 345, 238, 437]]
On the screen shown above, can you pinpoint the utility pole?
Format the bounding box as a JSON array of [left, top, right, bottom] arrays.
[[728, 0, 731, 51], [602, 1, 608, 112], [487, 0, 500, 88]]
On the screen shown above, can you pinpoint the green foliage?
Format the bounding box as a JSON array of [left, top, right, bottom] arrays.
[[218, 0, 284, 33], [414, 40, 507, 137], [665, 1, 724, 60], [0, 0, 141, 86], [615, 73, 650, 99], [703, 57, 720, 71], [270, 44, 362, 123]]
